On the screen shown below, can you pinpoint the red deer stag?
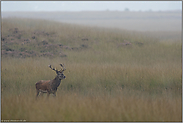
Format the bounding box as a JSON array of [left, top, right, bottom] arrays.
[[35, 63, 66, 98]]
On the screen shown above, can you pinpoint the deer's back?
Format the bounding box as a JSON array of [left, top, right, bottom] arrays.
[[35, 80, 51, 90]]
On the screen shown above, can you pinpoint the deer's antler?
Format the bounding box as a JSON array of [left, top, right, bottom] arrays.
[[49, 65, 58, 72], [60, 63, 66, 72]]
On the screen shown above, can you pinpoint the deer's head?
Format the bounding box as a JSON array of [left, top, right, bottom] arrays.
[[49, 64, 66, 80]]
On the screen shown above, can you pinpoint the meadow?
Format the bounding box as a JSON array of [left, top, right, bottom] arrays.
[[1, 18, 182, 122]]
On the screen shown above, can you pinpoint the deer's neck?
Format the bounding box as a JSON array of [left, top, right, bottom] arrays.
[[54, 76, 62, 81], [51, 76, 62, 90]]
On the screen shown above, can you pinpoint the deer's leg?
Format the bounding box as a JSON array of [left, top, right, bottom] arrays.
[[53, 92, 56, 97], [36, 90, 40, 99], [40, 90, 46, 96], [52, 89, 57, 97], [40, 92, 44, 96], [47, 89, 51, 98]]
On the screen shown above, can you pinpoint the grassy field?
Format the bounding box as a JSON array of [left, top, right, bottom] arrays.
[[1, 18, 182, 122]]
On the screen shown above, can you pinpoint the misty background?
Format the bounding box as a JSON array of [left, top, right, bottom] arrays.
[[1, 1, 182, 31], [1, 1, 182, 12]]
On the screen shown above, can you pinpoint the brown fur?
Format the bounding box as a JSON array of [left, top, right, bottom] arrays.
[[35, 64, 66, 98]]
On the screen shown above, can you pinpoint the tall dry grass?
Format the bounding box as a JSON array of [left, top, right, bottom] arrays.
[[1, 56, 182, 121], [1, 18, 182, 122], [2, 90, 181, 122]]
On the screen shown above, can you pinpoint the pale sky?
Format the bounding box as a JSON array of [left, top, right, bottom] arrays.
[[1, 1, 182, 12]]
